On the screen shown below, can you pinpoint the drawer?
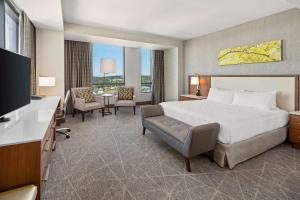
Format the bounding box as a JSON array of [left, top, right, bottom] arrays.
[[289, 115, 300, 129], [289, 128, 300, 143]]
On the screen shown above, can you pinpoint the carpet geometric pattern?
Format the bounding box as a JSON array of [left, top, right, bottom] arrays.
[[42, 107, 300, 200]]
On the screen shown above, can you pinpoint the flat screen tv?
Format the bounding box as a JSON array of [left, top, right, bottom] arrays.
[[0, 48, 31, 122]]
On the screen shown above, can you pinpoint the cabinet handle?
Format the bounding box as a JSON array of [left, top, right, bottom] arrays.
[[43, 140, 52, 152]]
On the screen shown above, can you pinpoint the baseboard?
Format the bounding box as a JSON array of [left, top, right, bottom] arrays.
[[104, 101, 151, 108], [136, 101, 151, 105]]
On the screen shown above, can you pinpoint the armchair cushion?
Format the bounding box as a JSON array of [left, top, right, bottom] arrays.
[[118, 87, 134, 100], [76, 87, 95, 103]]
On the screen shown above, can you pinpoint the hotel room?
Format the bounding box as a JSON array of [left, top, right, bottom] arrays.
[[0, 0, 300, 199]]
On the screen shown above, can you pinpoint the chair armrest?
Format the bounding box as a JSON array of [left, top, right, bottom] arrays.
[[95, 95, 104, 105], [133, 95, 136, 103], [74, 98, 85, 110], [141, 105, 164, 121], [114, 95, 118, 102], [182, 123, 220, 158]]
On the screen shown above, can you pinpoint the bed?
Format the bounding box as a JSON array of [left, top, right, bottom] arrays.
[[161, 76, 297, 168]]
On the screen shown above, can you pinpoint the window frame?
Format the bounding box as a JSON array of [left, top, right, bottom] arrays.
[[92, 45, 125, 94], [140, 48, 152, 93], [4, 0, 19, 53]]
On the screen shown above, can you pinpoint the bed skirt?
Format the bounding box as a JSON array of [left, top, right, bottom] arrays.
[[213, 127, 287, 169]]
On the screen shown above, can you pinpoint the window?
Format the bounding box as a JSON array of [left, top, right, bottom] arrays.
[[92, 43, 124, 94], [141, 48, 152, 93], [4, 1, 19, 53]]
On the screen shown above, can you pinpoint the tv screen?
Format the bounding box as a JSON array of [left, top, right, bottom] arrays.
[[0, 48, 31, 119]]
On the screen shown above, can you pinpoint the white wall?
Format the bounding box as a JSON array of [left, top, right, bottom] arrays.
[[64, 23, 184, 99], [164, 48, 179, 101], [125, 47, 152, 102], [36, 29, 64, 98]]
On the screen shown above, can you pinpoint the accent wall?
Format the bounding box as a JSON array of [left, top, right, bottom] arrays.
[[184, 8, 300, 93]]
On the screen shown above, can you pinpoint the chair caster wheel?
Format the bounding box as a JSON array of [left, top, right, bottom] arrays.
[[66, 135, 70, 139], [67, 129, 71, 132]]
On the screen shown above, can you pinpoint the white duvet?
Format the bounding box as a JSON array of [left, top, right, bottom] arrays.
[[160, 100, 288, 144]]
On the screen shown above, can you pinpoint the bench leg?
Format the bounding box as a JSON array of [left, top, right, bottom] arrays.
[[142, 127, 146, 135], [208, 150, 214, 163], [185, 158, 191, 172]]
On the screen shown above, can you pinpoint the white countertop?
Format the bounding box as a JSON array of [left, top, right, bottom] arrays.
[[0, 96, 60, 147]]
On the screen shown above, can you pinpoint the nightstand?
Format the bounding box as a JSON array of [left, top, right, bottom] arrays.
[[179, 94, 206, 101], [289, 111, 300, 149]]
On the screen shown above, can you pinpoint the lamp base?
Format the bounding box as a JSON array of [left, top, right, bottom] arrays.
[[0, 116, 10, 123], [196, 90, 201, 96]]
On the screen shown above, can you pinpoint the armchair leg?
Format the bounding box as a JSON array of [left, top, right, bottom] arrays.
[[115, 107, 117, 115], [72, 109, 76, 117], [133, 106, 136, 115], [102, 108, 104, 117], [143, 127, 146, 135], [82, 112, 85, 122], [91, 110, 93, 114], [185, 158, 191, 172]]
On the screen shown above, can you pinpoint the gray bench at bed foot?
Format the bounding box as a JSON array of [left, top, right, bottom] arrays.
[[141, 105, 220, 172]]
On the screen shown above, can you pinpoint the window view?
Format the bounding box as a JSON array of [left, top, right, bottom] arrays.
[[92, 44, 124, 94], [141, 48, 152, 93], [4, 2, 19, 53]]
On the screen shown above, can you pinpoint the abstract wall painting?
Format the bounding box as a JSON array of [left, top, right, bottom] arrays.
[[218, 40, 282, 66]]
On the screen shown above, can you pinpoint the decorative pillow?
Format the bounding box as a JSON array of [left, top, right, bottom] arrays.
[[118, 87, 134, 100], [207, 87, 234, 104], [76, 87, 95, 103], [232, 90, 277, 110]]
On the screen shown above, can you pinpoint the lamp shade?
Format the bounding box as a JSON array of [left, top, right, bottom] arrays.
[[190, 77, 199, 85], [100, 58, 116, 73], [39, 76, 55, 87]]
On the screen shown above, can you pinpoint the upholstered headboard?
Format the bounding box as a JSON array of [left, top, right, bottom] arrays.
[[188, 75, 299, 112]]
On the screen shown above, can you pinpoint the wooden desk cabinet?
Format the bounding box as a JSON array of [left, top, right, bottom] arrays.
[[0, 97, 60, 200]]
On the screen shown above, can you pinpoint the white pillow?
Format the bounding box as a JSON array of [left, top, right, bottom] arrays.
[[207, 88, 234, 104], [233, 90, 277, 110]]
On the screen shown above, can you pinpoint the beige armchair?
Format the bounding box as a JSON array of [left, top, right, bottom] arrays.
[[71, 87, 105, 121], [114, 86, 136, 115]]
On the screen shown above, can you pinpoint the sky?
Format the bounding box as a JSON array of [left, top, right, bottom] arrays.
[[92, 43, 151, 77]]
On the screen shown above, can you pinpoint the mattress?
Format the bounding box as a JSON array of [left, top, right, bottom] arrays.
[[160, 100, 288, 144]]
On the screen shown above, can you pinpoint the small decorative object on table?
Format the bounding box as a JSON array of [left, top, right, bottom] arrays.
[[289, 111, 300, 149], [179, 94, 206, 101]]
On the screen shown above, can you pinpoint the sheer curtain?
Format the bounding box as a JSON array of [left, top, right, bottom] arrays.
[[65, 40, 92, 113], [152, 50, 165, 104]]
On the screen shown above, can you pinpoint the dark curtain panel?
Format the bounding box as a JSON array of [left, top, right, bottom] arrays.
[[65, 40, 92, 113], [152, 50, 165, 104], [19, 12, 36, 95]]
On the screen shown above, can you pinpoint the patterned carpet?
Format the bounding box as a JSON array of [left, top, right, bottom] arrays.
[[42, 106, 300, 200]]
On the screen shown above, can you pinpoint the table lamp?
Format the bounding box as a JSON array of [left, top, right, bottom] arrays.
[[100, 58, 116, 93], [190, 76, 200, 96], [38, 76, 56, 97]]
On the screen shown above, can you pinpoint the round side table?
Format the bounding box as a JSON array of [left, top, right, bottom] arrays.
[[102, 93, 114, 115]]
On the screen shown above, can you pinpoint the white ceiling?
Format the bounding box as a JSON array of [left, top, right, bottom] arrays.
[[14, 0, 63, 30], [62, 0, 295, 40]]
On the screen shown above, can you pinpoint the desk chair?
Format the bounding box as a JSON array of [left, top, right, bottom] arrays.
[[56, 90, 71, 138]]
